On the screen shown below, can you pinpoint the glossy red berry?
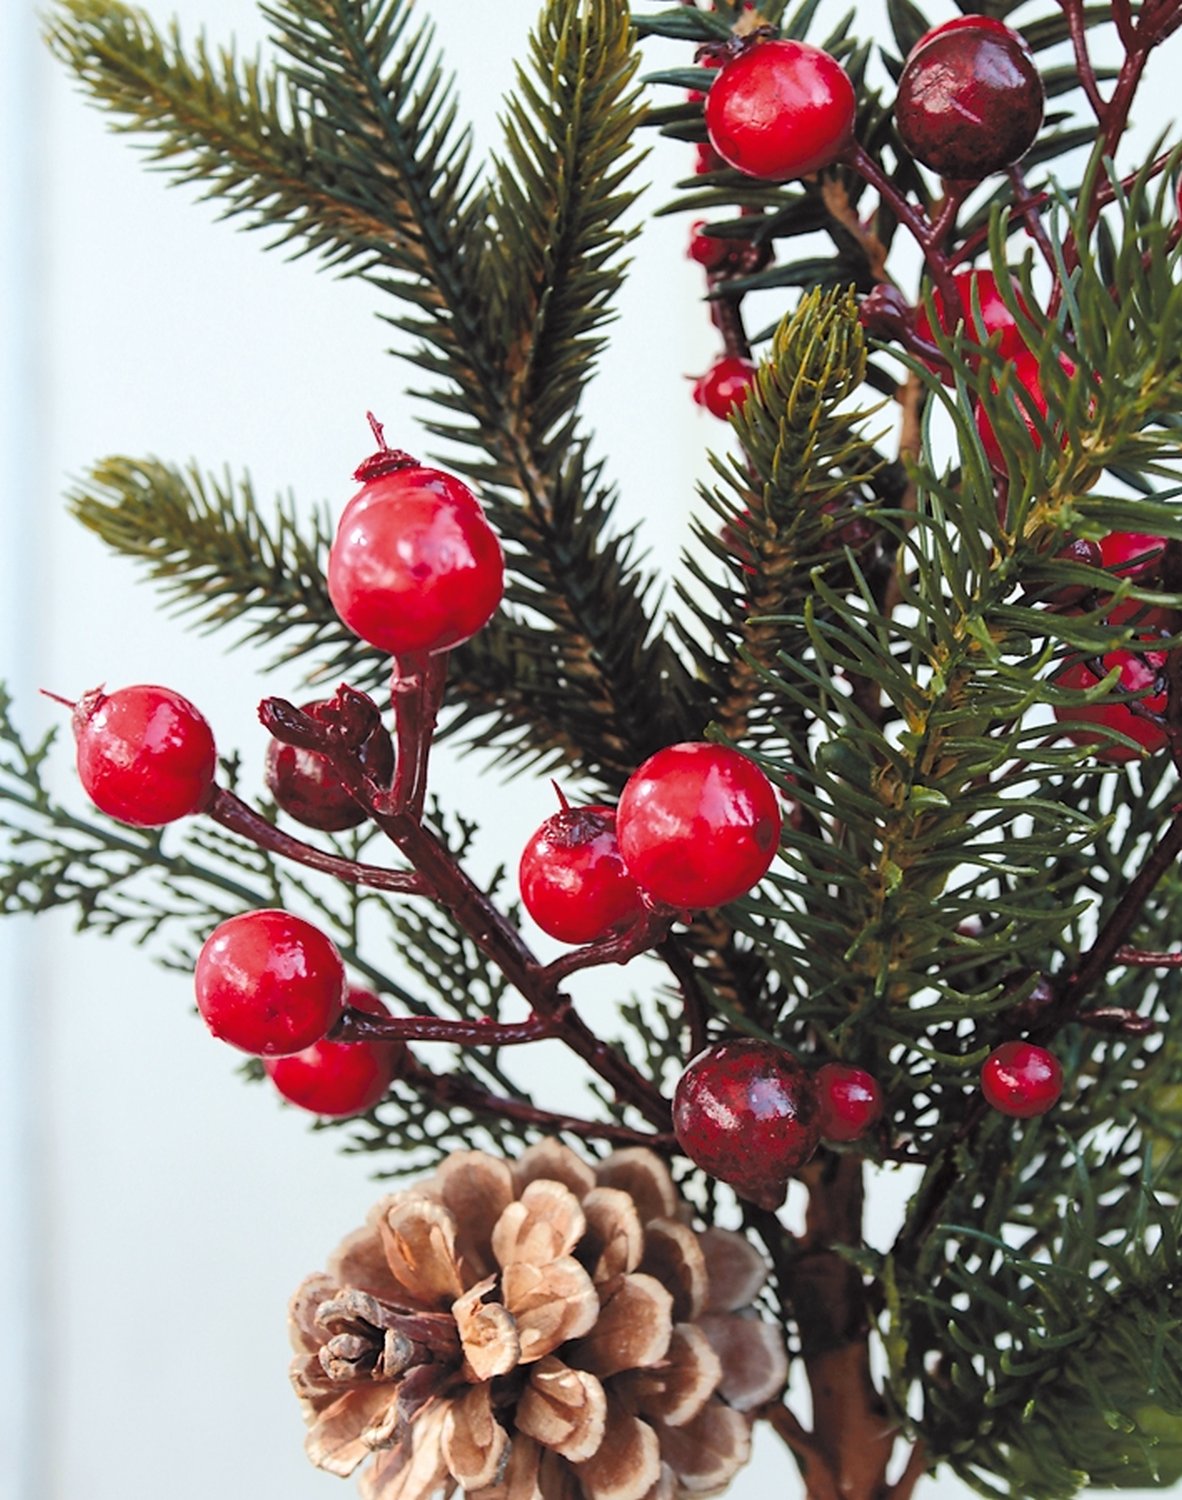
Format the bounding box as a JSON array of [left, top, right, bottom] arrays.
[[915, 269, 1029, 380], [265, 699, 395, 832], [1098, 530, 1166, 584], [980, 1041, 1063, 1117], [1053, 646, 1170, 762], [264, 986, 404, 1116], [68, 684, 216, 826], [195, 908, 346, 1056], [327, 430, 504, 657], [692, 357, 757, 419], [705, 39, 856, 181], [673, 1040, 820, 1208], [519, 803, 647, 945], [815, 1062, 884, 1143], [896, 20, 1043, 180], [974, 352, 1074, 471], [616, 742, 782, 909]]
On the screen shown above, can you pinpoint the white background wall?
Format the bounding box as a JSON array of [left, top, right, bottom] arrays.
[[0, 2, 1178, 1498]]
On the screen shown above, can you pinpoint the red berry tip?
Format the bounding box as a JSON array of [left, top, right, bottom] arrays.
[[353, 412, 419, 483]]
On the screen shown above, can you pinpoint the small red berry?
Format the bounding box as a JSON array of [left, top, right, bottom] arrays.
[[694, 141, 727, 174], [815, 1062, 884, 1143], [692, 356, 757, 419], [195, 909, 346, 1056], [914, 269, 1029, 381], [265, 699, 395, 832], [909, 15, 1035, 59], [704, 39, 856, 181], [327, 424, 504, 657], [687, 220, 730, 271], [519, 803, 647, 945], [616, 742, 782, 909], [896, 20, 1043, 181], [980, 1041, 1063, 1117], [1053, 646, 1170, 762], [68, 684, 216, 826], [673, 1040, 820, 1208], [264, 986, 404, 1116]]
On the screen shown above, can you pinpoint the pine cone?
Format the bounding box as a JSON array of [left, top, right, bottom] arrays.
[[289, 1141, 787, 1500]]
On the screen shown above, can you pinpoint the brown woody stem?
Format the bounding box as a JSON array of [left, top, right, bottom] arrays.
[[205, 787, 426, 894], [332, 1008, 553, 1047]]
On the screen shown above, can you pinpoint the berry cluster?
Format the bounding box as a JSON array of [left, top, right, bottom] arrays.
[[669, 1034, 1062, 1207]]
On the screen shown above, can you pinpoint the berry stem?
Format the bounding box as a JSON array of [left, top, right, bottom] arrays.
[[206, 787, 427, 894], [539, 908, 674, 989], [1005, 164, 1058, 275], [401, 1056, 675, 1148], [1057, 0, 1107, 119], [388, 652, 448, 821], [332, 1007, 554, 1046], [1115, 946, 1182, 966], [842, 144, 962, 320]]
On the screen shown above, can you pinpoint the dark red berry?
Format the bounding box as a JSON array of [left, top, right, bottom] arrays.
[[195, 909, 346, 1056], [327, 429, 504, 657], [68, 684, 216, 826], [616, 742, 782, 909], [980, 1041, 1063, 1117], [519, 803, 647, 945], [896, 21, 1043, 181], [815, 1062, 884, 1143], [910, 15, 1035, 60], [1053, 645, 1171, 762], [265, 698, 394, 832], [673, 1040, 820, 1208], [704, 39, 856, 181], [264, 986, 404, 1116], [914, 269, 1029, 381], [692, 357, 757, 419]]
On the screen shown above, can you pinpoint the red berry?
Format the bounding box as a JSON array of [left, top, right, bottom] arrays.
[[616, 742, 782, 908], [327, 441, 504, 657], [692, 357, 757, 419], [519, 803, 647, 945], [815, 1062, 884, 1143], [688, 220, 731, 271], [264, 986, 404, 1116], [69, 684, 216, 826], [265, 699, 394, 832], [673, 1040, 820, 1207], [1098, 530, 1166, 584], [980, 1041, 1063, 1117], [1053, 646, 1170, 762], [914, 269, 1029, 380], [195, 909, 346, 1056], [704, 39, 856, 181], [896, 21, 1043, 180], [974, 352, 1074, 471]]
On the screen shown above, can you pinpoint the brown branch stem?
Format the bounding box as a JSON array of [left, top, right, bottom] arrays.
[[205, 787, 426, 894]]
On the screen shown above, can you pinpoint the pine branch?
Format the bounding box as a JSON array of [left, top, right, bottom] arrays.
[[44, 0, 483, 304], [674, 287, 887, 747]]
